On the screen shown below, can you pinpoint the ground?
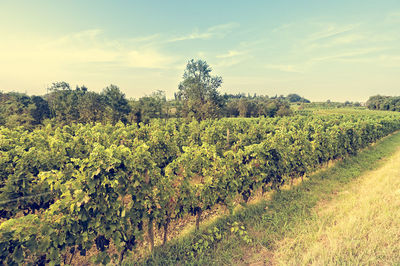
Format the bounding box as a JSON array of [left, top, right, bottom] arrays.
[[272, 143, 400, 265]]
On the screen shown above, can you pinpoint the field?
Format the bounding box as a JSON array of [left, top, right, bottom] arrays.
[[1, 108, 400, 265], [3, 1, 400, 264], [274, 141, 400, 265]]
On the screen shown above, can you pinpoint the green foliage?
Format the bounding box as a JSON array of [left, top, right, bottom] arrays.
[[135, 90, 168, 123], [177, 59, 225, 120], [1, 111, 400, 264], [188, 227, 223, 258], [287, 93, 310, 103], [102, 85, 131, 124], [229, 222, 252, 244], [1, 81, 302, 129], [367, 95, 400, 111], [31, 95, 51, 125], [0, 92, 36, 129], [224, 97, 293, 118]]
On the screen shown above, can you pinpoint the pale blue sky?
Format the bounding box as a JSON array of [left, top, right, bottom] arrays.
[[1, 0, 399, 101]]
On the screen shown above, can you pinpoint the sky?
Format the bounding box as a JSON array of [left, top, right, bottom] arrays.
[[0, 0, 399, 102]]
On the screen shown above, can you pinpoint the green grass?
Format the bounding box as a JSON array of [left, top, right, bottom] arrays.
[[126, 131, 400, 265], [274, 142, 400, 265]]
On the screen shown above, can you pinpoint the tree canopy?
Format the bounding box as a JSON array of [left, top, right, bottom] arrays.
[[177, 59, 225, 120]]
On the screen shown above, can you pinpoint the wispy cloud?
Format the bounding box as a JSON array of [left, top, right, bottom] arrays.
[[321, 54, 400, 67], [216, 50, 246, 59], [271, 23, 294, 33], [307, 23, 360, 42], [125, 50, 175, 69], [307, 33, 365, 49], [166, 22, 239, 42], [261, 47, 388, 74], [386, 11, 400, 23], [379, 55, 400, 67], [128, 34, 161, 43], [0, 29, 180, 72], [43, 29, 104, 48], [310, 47, 387, 63], [214, 57, 248, 68], [0, 21, 244, 82], [264, 64, 303, 73], [214, 48, 251, 68]]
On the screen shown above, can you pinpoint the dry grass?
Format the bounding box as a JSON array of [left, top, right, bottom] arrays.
[[273, 146, 400, 265]]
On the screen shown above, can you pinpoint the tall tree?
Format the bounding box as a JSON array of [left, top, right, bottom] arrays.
[[177, 59, 224, 120], [46, 82, 81, 124], [138, 90, 167, 123], [102, 85, 131, 124], [78, 91, 106, 123], [0, 92, 35, 128], [30, 96, 51, 125]]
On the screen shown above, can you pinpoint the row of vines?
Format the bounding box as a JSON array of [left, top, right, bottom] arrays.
[[1, 113, 400, 264]]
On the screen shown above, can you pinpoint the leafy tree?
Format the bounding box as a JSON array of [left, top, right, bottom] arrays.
[[138, 90, 167, 123], [177, 59, 225, 120], [46, 82, 81, 124], [287, 93, 302, 103], [102, 85, 131, 124], [78, 91, 106, 123], [0, 92, 35, 129], [30, 96, 51, 125], [366, 95, 400, 111]]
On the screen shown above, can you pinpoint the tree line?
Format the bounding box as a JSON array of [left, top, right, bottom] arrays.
[[366, 95, 400, 111], [0, 59, 310, 128]]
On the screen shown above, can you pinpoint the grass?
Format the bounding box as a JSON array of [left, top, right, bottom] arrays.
[[126, 131, 400, 265], [273, 141, 400, 265]]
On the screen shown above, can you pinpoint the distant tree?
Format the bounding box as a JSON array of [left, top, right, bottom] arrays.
[[139, 90, 167, 123], [46, 82, 81, 124], [287, 93, 310, 103], [265, 102, 277, 117], [30, 96, 51, 125], [276, 101, 293, 116], [237, 98, 250, 117], [367, 95, 385, 110], [0, 92, 35, 129], [48, 81, 71, 92], [237, 98, 257, 117], [127, 100, 142, 124], [287, 94, 302, 103], [366, 95, 400, 112], [177, 59, 225, 120], [78, 91, 106, 123], [102, 85, 131, 124]]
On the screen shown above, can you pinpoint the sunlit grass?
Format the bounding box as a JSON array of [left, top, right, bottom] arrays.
[[274, 144, 400, 265]]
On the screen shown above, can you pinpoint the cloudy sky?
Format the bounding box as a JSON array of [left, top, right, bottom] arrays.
[[1, 0, 399, 101]]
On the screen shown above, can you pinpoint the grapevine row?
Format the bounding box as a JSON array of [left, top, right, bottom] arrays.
[[1, 113, 400, 264]]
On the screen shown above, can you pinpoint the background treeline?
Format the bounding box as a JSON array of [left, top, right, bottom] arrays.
[[0, 60, 311, 128], [301, 100, 362, 109], [366, 95, 400, 111], [0, 87, 308, 129], [0, 83, 132, 129]]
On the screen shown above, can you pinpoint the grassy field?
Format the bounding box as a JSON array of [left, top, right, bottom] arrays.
[[130, 131, 400, 265], [273, 142, 400, 265]]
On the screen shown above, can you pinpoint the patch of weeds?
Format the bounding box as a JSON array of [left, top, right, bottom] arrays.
[[228, 222, 252, 244], [187, 227, 223, 259]]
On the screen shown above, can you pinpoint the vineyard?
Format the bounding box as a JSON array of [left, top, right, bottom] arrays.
[[1, 112, 400, 264]]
